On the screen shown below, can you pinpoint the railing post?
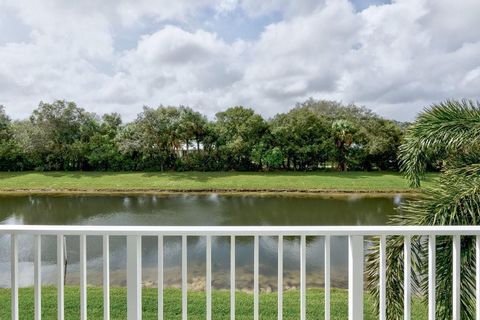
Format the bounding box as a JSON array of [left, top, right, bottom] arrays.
[[428, 235, 436, 320], [230, 236, 236, 320], [254, 235, 259, 320], [158, 236, 164, 320], [182, 235, 188, 320], [103, 235, 110, 320], [379, 235, 386, 320], [278, 235, 283, 320], [127, 235, 142, 320], [452, 235, 460, 320], [206, 235, 212, 320], [300, 235, 306, 320], [348, 235, 363, 320], [404, 236, 411, 320], [57, 235, 64, 320], [80, 235, 87, 320], [11, 234, 18, 320], [34, 234, 41, 320], [324, 235, 331, 320]]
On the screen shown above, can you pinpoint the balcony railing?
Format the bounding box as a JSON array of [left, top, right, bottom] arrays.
[[1, 225, 480, 320]]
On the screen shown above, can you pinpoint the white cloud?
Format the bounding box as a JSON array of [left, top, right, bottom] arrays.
[[0, 0, 479, 121]]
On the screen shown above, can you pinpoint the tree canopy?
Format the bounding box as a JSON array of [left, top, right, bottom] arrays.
[[0, 99, 404, 172]]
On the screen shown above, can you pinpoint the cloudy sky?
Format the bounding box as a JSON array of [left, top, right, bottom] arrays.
[[0, 0, 479, 121]]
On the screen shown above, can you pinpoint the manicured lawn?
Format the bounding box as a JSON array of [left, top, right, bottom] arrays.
[[0, 171, 437, 193], [0, 287, 427, 319]]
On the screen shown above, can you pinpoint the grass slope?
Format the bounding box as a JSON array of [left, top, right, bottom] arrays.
[[0, 287, 427, 319], [0, 171, 436, 193]]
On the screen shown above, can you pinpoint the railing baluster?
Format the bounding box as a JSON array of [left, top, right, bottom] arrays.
[[34, 235, 42, 320], [476, 235, 480, 320], [80, 234, 87, 320], [379, 235, 386, 320], [404, 236, 411, 320], [278, 235, 283, 320], [348, 235, 363, 320], [182, 235, 187, 320], [428, 235, 436, 320], [127, 235, 142, 320], [453, 235, 460, 320], [158, 236, 163, 320], [206, 235, 212, 320], [300, 235, 306, 320], [230, 236, 235, 320], [254, 235, 259, 320], [57, 235, 65, 320], [11, 234, 18, 320], [324, 235, 330, 320], [103, 235, 110, 320]]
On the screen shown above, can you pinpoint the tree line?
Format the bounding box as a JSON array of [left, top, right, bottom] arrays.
[[0, 99, 405, 172]]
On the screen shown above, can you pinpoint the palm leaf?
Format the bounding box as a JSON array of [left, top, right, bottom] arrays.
[[399, 99, 480, 187], [367, 164, 480, 319]]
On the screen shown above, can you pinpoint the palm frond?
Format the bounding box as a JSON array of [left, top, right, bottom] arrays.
[[399, 99, 480, 187], [366, 164, 480, 319]]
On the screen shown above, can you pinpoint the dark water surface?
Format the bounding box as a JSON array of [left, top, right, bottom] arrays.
[[0, 194, 404, 289]]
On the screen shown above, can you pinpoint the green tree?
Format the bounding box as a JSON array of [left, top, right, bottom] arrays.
[[332, 119, 357, 171], [366, 100, 480, 319], [270, 107, 331, 170], [23, 100, 97, 170], [214, 106, 268, 170], [118, 106, 182, 171], [354, 118, 404, 170], [86, 113, 124, 170], [178, 107, 207, 153], [0, 106, 23, 170], [300, 98, 403, 170]]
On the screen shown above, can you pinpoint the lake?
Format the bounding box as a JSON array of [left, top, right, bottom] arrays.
[[0, 193, 404, 290]]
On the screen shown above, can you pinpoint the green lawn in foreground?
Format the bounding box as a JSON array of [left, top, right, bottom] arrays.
[[0, 287, 427, 319], [0, 171, 437, 193]]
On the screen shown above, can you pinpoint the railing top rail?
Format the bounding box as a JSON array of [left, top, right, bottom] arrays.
[[0, 225, 480, 236]]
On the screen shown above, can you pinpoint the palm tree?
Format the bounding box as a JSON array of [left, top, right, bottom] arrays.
[[366, 100, 480, 319], [332, 119, 356, 171]]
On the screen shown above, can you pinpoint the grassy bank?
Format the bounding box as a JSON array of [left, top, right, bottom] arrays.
[[0, 287, 427, 319], [0, 171, 437, 194]]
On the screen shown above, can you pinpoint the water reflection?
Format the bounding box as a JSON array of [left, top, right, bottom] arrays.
[[0, 194, 404, 289]]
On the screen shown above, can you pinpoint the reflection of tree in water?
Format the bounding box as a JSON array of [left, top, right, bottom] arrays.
[[0, 194, 400, 226], [0, 194, 400, 290]]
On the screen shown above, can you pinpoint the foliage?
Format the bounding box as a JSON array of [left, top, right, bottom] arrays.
[[214, 106, 268, 170], [399, 100, 480, 187], [270, 107, 332, 170], [366, 99, 480, 319], [0, 99, 404, 172]]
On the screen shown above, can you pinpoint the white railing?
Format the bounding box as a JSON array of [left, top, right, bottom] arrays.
[[2, 225, 480, 320]]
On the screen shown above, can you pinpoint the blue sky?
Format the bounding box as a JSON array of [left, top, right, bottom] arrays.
[[0, 0, 478, 121]]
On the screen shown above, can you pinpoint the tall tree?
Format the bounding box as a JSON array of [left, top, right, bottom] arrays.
[[119, 106, 182, 171], [0, 106, 23, 170], [178, 107, 208, 154], [270, 107, 331, 170], [332, 119, 357, 171], [26, 100, 97, 170], [86, 113, 124, 170], [214, 106, 268, 170]]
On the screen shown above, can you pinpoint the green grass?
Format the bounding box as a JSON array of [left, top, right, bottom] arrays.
[[0, 287, 427, 319], [0, 171, 437, 193]]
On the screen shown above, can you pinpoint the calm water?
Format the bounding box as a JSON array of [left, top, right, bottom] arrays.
[[0, 194, 404, 289]]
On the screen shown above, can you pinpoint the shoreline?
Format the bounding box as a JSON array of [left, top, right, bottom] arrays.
[[0, 188, 420, 197]]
